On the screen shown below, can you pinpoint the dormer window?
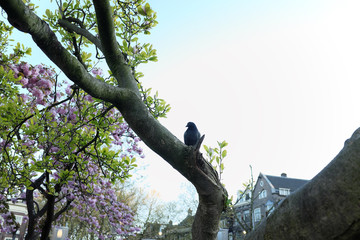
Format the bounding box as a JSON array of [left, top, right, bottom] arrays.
[[279, 188, 291, 196]]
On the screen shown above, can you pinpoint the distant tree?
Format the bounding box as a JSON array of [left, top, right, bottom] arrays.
[[225, 166, 256, 240], [177, 182, 199, 219]]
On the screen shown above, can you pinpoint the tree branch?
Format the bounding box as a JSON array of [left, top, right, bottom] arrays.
[[57, 19, 103, 51], [53, 200, 73, 220], [25, 173, 46, 240], [0, 0, 121, 103], [92, 0, 139, 93]]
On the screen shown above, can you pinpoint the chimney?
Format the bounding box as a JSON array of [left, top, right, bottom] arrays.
[[281, 173, 287, 177]]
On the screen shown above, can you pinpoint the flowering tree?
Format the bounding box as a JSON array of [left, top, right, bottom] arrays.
[[0, 1, 227, 240], [0, 21, 146, 239]]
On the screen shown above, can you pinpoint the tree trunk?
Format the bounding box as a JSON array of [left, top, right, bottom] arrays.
[[187, 144, 227, 239], [245, 128, 360, 240]]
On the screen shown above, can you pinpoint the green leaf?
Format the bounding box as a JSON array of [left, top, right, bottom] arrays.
[[218, 140, 228, 149], [204, 145, 209, 152], [137, 5, 146, 16], [45, 9, 51, 18], [222, 150, 227, 158], [148, 56, 157, 62]]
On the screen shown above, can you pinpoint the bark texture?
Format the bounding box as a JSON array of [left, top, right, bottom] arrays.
[[0, 1, 226, 239], [245, 128, 360, 240]]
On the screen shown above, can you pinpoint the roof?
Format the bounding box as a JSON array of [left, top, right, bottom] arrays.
[[263, 174, 309, 192]]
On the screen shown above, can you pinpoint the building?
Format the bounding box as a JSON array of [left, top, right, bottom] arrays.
[[230, 172, 309, 239], [162, 209, 194, 240], [251, 173, 309, 223], [139, 208, 226, 240], [1, 201, 28, 240]]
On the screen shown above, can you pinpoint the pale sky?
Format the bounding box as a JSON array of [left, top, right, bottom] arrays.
[[137, 0, 360, 201], [6, 1, 360, 202]]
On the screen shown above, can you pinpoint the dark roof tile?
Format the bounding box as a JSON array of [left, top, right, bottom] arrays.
[[265, 174, 309, 192]]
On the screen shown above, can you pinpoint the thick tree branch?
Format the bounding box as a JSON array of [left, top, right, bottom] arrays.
[[92, 0, 139, 94], [25, 173, 46, 240]]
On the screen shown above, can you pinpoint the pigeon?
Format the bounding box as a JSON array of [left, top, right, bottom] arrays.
[[184, 122, 200, 146]]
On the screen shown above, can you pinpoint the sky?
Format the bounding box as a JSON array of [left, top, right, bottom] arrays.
[[6, 0, 360, 202], [136, 0, 360, 201]]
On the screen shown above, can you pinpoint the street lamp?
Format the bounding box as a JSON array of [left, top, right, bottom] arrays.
[[52, 226, 69, 240]]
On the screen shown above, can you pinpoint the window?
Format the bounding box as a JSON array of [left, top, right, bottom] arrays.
[[259, 190, 267, 199], [266, 200, 274, 216], [12, 215, 24, 234], [242, 210, 250, 222], [279, 188, 291, 196], [15, 215, 23, 224], [239, 192, 251, 203], [254, 208, 261, 222], [236, 212, 242, 225]]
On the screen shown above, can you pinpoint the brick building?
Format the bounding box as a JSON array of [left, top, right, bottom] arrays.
[[231, 173, 309, 239]]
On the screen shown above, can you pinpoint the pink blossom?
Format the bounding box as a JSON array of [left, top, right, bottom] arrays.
[[32, 88, 44, 99], [57, 107, 67, 115], [31, 66, 40, 76], [3, 62, 142, 239], [49, 146, 60, 153], [91, 68, 103, 76], [84, 94, 94, 102], [19, 94, 29, 102], [46, 68, 54, 76], [21, 63, 31, 76], [37, 64, 46, 74], [10, 64, 19, 75], [65, 85, 72, 95], [20, 77, 28, 86], [37, 79, 53, 89]]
